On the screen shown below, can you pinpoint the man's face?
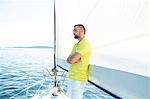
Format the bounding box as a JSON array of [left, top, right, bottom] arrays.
[[73, 26, 80, 39]]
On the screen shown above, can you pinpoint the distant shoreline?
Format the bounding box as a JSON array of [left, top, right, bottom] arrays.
[[1, 46, 53, 49]]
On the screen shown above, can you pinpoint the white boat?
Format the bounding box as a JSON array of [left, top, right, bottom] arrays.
[[30, 0, 150, 98]]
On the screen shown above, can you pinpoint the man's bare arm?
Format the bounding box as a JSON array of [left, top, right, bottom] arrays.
[[67, 52, 81, 64]]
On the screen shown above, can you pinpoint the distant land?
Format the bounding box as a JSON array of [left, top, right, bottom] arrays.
[[6, 46, 53, 49]]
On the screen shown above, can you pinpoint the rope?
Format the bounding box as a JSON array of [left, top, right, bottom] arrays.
[[9, 67, 52, 98], [83, 0, 100, 24]]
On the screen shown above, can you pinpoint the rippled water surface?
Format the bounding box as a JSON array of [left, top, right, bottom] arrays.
[[0, 48, 115, 99]]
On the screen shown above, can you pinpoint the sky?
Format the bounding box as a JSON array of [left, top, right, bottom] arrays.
[[0, 0, 53, 47]]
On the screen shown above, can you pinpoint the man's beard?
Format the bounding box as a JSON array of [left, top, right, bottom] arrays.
[[74, 35, 80, 39]]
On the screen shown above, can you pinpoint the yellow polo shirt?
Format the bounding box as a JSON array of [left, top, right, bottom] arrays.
[[69, 38, 92, 82]]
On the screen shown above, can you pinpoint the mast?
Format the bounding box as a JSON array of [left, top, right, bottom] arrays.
[[54, 0, 56, 69], [53, 0, 58, 87]]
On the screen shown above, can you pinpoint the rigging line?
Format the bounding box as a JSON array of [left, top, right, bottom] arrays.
[[83, 0, 100, 24], [60, 71, 67, 87], [132, 0, 146, 24], [11, 68, 53, 98], [10, 79, 46, 98], [35, 82, 44, 95]]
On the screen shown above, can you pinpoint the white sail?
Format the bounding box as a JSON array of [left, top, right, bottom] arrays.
[[56, 0, 150, 77], [56, 0, 150, 98]]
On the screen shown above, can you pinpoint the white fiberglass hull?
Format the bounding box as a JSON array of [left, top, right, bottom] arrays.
[[89, 65, 150, 99]]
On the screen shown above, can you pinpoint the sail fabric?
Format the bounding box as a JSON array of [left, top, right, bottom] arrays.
[[56, 0, 150, 77]]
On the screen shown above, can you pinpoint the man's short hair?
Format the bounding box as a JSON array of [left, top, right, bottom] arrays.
[[74, 24, 86, 34]]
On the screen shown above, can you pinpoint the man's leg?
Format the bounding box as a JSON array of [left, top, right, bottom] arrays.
[[68, 79, 86, 99]]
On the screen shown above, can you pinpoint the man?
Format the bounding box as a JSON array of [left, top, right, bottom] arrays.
[[67, 24, 92, 99]]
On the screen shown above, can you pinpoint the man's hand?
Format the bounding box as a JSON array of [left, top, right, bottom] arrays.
[[67, 52, 81, 64]]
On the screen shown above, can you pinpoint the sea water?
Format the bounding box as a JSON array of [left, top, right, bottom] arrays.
[[0, 48, 115, 99]]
